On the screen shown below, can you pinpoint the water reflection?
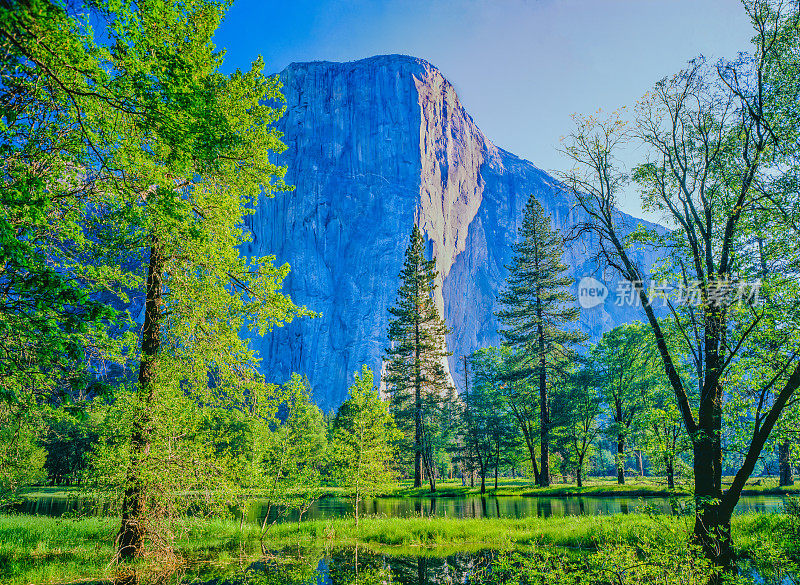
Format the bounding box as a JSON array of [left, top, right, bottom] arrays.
[[15, 492, 787, 524], [108, 545, 793, 585], [182, 547, 496, 585], [244, 493, 787, 525]]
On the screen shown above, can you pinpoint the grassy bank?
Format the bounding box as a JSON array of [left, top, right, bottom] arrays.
[[387, 476, 800, 498], [391, 479, 687, 498], [264, 512, 788, 556], [19, 476, 800, 503], [0, 512, 792, 584]]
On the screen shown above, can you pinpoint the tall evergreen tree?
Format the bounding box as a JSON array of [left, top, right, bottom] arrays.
[[497, 196, 585, 487], [385, 225, 451, 491]]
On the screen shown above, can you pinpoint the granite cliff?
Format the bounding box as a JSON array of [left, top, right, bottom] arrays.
[[243, 55, 655, 410]]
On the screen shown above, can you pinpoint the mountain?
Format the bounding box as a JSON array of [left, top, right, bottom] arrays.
[[243, 54, 656, 411]]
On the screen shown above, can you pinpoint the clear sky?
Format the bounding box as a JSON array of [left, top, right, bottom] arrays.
[[213, 0, 755, 222]]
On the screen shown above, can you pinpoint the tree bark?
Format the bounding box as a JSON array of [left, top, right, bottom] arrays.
[[693, 438, 733, 570], [779, 441, 793, 487], [537, 316, 550, 487], [576, 464, 583, 488], [427, 462, 436, 493], [616, 433, 625, 485], [494, 441, 500, 490], [666, 454, 675, 490], [510, 403, 540, 484], [524, 431, 541, 485], [414, 322, 422, 489], [117, 239, 163, 561]]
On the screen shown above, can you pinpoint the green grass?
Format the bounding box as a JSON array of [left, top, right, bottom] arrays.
[[0, 511, 791, 583], [388, 477, 688, 498], [19, 476, 799, 503], [0, 514, 118, 584], [17, 486, 86, 499], [263, 512, 788, 556], [381, 476, 800, 498]]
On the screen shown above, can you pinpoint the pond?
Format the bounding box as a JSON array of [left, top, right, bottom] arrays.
[[192, 548, 497, 585], [9, 493, 794, 585], [120, 546, 792, 585], [15, 491, 788, 523]]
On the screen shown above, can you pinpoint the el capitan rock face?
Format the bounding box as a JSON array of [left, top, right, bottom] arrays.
[[243, 55, 654, 410]]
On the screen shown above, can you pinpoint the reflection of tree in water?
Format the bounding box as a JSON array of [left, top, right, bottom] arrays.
[[327, 545, 391, 585], [169, 550, 325, 585], [118, 547, 496, 585], [327, 548, 495, 585]]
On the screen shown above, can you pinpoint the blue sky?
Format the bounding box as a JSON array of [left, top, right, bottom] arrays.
[[213, 0, 755, 221]]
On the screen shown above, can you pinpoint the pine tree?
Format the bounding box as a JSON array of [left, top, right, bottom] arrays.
[[497, 196, 585, 487], [385, 225, 451, 491]]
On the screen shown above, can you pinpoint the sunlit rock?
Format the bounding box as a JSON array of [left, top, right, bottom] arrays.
[[243, 55, 655, 410]]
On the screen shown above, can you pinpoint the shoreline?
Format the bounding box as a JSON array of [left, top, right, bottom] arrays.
[[17, 482, 800, 503]]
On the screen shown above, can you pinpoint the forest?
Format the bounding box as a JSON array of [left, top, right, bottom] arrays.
[[1, 0, 800, 584]]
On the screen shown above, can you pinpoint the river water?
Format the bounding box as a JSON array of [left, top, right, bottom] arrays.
[[16, 492, 788, 523], [12, 492, 793, 584]]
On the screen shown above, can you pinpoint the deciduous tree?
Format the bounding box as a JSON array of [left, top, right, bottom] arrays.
[[559, 1, 800, 567], [330, 366, 400, 527], [590, 322, 653, 485]]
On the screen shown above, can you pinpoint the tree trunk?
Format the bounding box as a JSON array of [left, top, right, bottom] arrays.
[[779, 441, 793, 486], [480, 470, 486, 494], [494, 442, 500, 490], [513, 410, 540, 484], [117, 239, 163, 561], [528, 445, 541, 485], [414, 325, 422, 488], [666, 454, 675, 490], [537, 318, 550, 487], [616, 434, 625, 485], [576, 465, 583, 488], [693, 431, 733, 571], [636, 450, 644, 477]]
